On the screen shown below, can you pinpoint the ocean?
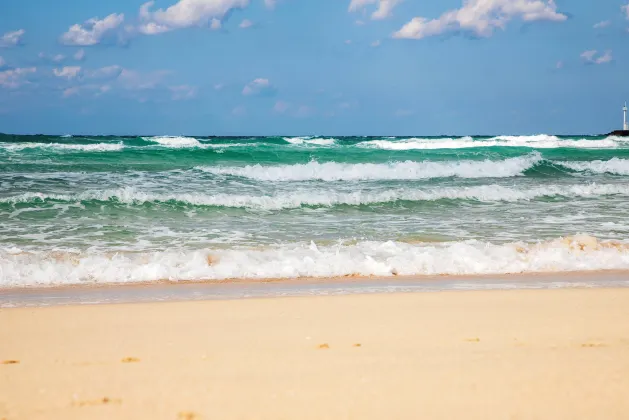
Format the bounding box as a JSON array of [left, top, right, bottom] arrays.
[[2, 133, 629, 288]]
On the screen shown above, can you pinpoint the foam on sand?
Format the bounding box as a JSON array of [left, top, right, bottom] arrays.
[[2, 235, 629, 287]]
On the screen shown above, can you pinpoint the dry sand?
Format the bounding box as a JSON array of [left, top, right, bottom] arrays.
[[1, 288, 629, 419]]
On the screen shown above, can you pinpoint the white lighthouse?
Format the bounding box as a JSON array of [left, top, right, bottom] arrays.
[[624, 102, 628, 131]]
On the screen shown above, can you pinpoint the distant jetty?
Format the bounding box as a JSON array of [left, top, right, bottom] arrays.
[[609, 130, 629, 137]]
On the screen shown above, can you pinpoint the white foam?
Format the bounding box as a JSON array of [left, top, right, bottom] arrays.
[[143, 136, 202, 148], [196, 153, 542, 181], [556, 158, 629, 175], [3, 183, 629, 210], [284, 137, 336, 146], [3, 235, 629, 286], [359, 135, 625, 150], [0, 142, 124, 152]]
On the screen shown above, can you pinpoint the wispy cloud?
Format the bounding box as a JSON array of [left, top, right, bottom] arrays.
[[593, 20, 611, 29], [0, 29, 25, 48], [349, 0, 401, 20], [60, 14, 125, 46], [393, 0, 566, 40], [242, 78, 276, 96], [580, 49, 613, 65]]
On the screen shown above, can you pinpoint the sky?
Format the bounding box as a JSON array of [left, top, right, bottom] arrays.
[[0, 0, 628, 136]]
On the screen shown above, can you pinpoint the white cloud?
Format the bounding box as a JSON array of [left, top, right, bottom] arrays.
[[264, 0, 276, 9], [273, 100, 290, 113], [349, 0, 400, 20], [242, 78, 275, 96], [232, 105, 247, 116], [63, 87, 81, 98], [345, 39, 352, 44], [60, 13, 125, 46], [170, 85, 197, 100], [0, 30, 25, 48], [85, 65, 124, 80], [239, 19, 253, 28], [555, 60, 563, 69], [38, 52, 67, 64], [211, 18, 222, 30], [74, 49, 86, 61], [53, 66, 82, 80], [623, 2, 629, 20], [393, 0, 566, 40], [118, 68, 170, 89], [0, 67, 36, 89], [214, 83, 224, 90], [138, 0, 249, 35], [580, 50, 597, 62], [595, 50, 613, 64], [581, 50, 613, 64], [0, 57, 5, 68], [593, 20, 611, 29], [294, 105, 313, 118], [371, 40, 381, 47]]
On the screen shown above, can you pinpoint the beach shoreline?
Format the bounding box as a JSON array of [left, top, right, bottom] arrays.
[[2, 269, 629, 308], [2, 287, 629, 419]]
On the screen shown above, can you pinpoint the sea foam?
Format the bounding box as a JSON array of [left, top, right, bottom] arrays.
[[143, 136, 202, 148], [358, 135, 626, 150], [2, 235, 629, 287], [0, 142, 124, 152], [3, 183, 628, 210], [557, 158, 629, 176], [196, 153, 542, 181], [284, 137, 336, 146]]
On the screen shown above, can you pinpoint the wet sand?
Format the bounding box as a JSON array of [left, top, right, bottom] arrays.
[[2, 288, 629, 419]]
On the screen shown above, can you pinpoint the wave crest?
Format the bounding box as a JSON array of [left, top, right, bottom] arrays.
[[3, 183, 628, 210], [142, 136, 201, 148], [284, 137, 336, 146], [196, 153, 543, 181], [557, 158, 629, 176], [358, 135, 626, 150], [0, 142, 124, 152]]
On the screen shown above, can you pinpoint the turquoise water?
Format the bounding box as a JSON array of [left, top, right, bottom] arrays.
[[2, 133, 629, 286]]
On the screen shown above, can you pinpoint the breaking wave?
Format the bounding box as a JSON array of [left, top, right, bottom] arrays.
[[196, 153, 543, 181], [2, 235, 629, 286], [284, 137, 336, 146], [142, 136, 202, 148], [0, 142, 124, 152], [359, 135, 627, 150], [3, 183, 629, 210], [557, 158, 629, 176]]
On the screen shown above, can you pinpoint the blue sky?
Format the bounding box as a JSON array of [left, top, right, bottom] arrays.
[[0, 0, 628, 135]]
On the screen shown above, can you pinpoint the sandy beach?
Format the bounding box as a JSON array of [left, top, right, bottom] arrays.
[[2, 287, 629, 419]]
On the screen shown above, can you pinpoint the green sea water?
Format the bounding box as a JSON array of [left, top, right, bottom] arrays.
[[2, 133, 629, 286]]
